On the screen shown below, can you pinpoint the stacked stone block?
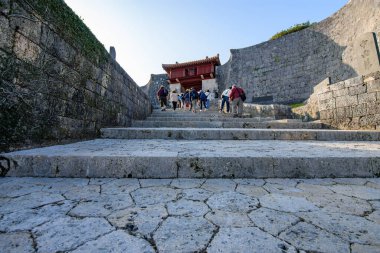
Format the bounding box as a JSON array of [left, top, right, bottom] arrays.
[[0, 0, 151, 151], [318, 72, 380, 130]]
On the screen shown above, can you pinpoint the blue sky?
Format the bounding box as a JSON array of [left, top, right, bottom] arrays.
[[64, 0, 348, 85]]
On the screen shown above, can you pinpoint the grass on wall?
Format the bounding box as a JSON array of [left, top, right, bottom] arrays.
[[22, 0, 108, 64], [270, 22, 313, 40]]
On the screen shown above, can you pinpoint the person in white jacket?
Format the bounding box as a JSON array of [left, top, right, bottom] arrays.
[[170, 90, 179, 111], [220, 87, 231, 113]]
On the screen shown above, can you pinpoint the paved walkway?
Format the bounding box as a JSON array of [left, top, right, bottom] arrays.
[[0, 177, 379, 252]]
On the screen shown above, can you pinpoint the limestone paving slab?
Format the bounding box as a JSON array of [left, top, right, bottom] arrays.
[[297, 211, 380, 245], [2, 139, 380, 178], [305, 192, 373, 216], [131, 186, 179, 206], [279, 222, 350, 253], [327, 184, 380, 200], [107, 204, 167, 236], [0, 232, 34, 253], [32, 217, 114, 252], [0, 177, 380, 252], [71, 230, 155, 253], [259, 194, 319, 213], [0, 200, 74, 232], [167, 199, 210, 217], [0, 191, 65, 215], [248, 208, 300, 236], [179, 188, 213, 201], [68, 193, 134, 217], [153, 216, 216, 253], [206, 191, 259, 212], [205, 210, 254, 227], [207, 227, 297, 253]]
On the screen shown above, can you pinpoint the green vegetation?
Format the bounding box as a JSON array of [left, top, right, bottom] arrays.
[[289, 102, 305, 109], [270, 22, 312, 40], [24, 0, 108, 64]]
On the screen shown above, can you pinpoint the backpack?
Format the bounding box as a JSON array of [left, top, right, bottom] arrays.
[[199, 91, 207, 101], [238, 88, 246, 102], [191, 90, 198, 100], [158, 88, 168, 97]]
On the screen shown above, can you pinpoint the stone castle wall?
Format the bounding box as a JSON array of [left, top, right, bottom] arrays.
[[141, 74, 169, 109], [217, 0, 380, 104], [318, 71, 380, 130], [0, 0, 151, 151]]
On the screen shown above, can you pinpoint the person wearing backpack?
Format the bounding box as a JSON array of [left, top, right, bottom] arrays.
[[157, 85, 168, 111], [229, 84, 245, 117], [190, 87, 199, 113], [199, 90, 207, 111]]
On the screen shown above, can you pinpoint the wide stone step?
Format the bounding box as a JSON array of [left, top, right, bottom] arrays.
[[101, 128, 380, 141], [144, 116, 276, 122], [132, 121, 324, 129], [2, 139, 379, 178]]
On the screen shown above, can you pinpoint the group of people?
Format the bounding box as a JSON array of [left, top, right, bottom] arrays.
[[220, 85, 245, 117], [157, 86, 213, 112], [157, 84, 245, 117]]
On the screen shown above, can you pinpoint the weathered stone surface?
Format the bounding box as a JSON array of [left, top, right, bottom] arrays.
[[306, 192, 372, 215], [367, 210, 380, 224], [131, 186, 178, 206], [263, 183, 303, 195], [351, 244, 380, 253], [153, 216, 216, 253], [33, 217, 114, 252], [0, 232, 34, 253], [208, 227, 297, 253], [353, 32, 380, 76], [0, 178, 44, 197], [248, 208, 300, 236], [69, 194, 134, 217], [4, 139, 380, 178], [180, 188, 213, 201], [140, 179, 172, 188], [235, 185, 269, 197], [260, 194, 319, 212], [71, 230, 155, 253], [0, 15, 13, 53], [167, 199, 209, 217], [101, 178, 140, 195], [207, 191, 259, 212], [13, 33, 41, 64], [201, 178, 236, 192], [40, 178, 90, 194], [298, 211, 380, 244], [233, 178, 265, 186], [108, 205, 167, 236], [0, 200, 74, 232], [205, 210, 254, 227], [171, 178, 205, 189], [328, 184, 380, 200], [279, 222, 350, 253], [62, 185, 100, 201], [0, 192, 65, 214], [0, 177, 379, 251], [296, 182, 335, 195]]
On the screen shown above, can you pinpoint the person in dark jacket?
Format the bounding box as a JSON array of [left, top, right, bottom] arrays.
[[157, 85, 168, 111]]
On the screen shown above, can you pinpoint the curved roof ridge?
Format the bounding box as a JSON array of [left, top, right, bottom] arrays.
[[162, 54, 221, 71]]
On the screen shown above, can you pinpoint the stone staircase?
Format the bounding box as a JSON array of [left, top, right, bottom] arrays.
[[1, 108, 380, 179]]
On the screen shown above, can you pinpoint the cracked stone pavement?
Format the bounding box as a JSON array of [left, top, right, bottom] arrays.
[[0, 177, 379, 253]]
